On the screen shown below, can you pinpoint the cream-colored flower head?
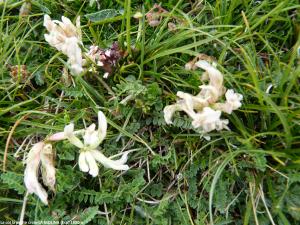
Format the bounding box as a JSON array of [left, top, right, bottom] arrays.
[[63, 111, 129, 177], [44, 14, 83, 75], [191, 107, 229, 132], [214, 89, 243, 114], [163, 58, 243, 134], [24, 142, 56, 205]]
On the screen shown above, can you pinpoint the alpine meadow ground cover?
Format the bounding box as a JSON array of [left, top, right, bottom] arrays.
[[0, 0, 300, 224]]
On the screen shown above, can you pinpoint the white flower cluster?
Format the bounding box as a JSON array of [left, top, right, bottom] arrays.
[[164, 60, 243, 133], [24, 111, 129, 204], [43, 14, 83, 75]]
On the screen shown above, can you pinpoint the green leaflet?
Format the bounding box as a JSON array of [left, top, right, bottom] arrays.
[[80, 206, 99, 225], [85, 9, 124, 22]]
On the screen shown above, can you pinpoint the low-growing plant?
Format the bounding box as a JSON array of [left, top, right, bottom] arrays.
[[0, 0, 300, 224]]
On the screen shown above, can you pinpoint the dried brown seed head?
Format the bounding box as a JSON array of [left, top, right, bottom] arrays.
[[9, 65, 29, 83]]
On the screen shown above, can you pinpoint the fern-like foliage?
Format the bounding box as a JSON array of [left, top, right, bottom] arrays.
[[79, 206, 99, 225], [1, 171, 25, 195]]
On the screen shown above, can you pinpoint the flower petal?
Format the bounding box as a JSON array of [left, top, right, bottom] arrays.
[[24, 142, 48, 205], [78, 152, 89, 172], [61, 16, 77, 36], [76, 16, 81, 29], [225, 89, 243, 110], [43, 14, 54, 32], [198, 85, 220, 103], [91, 150, 129, 171], [97, 111, 107, 143], [84, 151, 99, 177], [64, 123, 84, 148], [40, 144, 56, 191], [195, 60, 223, 99], [70, 63, 83, 75], [191, 107, 224, 132], [213, 102, 232, 114], [214, 89, 243, 114], [163, 104, 180, 124], [26, 142, 44, 163], [176, 91, 195, 116], [47, 132, 66, 141], [113, 152, 129, 165], [83, 123, 98, 146]]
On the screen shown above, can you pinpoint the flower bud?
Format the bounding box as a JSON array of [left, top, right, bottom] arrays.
[[19, 2, 31, 17], [133, 12, 143, 19]]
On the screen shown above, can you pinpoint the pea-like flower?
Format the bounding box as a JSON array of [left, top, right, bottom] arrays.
[[163, 58, 243, 134], [63, 111, 129, 177], [164, 91, 208, 124], [191, 107, 229, 132], [214, 89, 243, 114], [43, 14, 83, 75], [24, 142, 56, 205], [195, 60, 225, 103]]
